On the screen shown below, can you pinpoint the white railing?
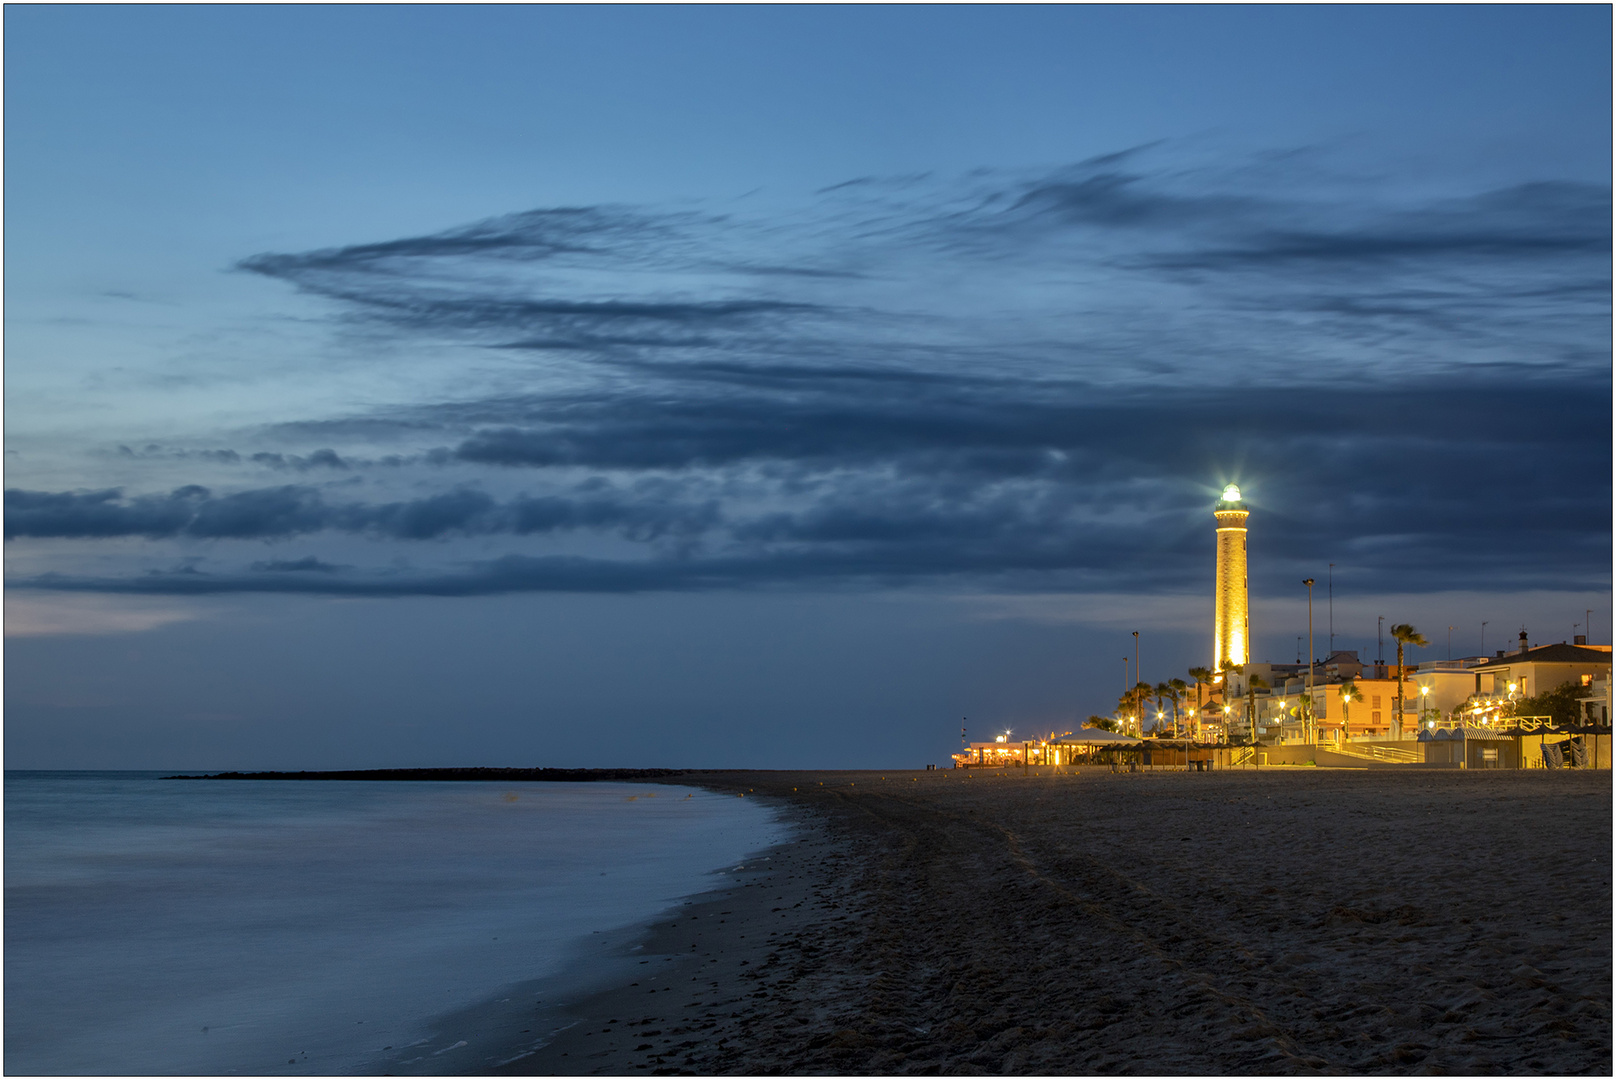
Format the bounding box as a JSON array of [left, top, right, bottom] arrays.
[[1329, 742, 1422, 764]]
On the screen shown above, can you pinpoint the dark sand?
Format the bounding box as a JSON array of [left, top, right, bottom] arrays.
[[475, 768, 1610, 1075]]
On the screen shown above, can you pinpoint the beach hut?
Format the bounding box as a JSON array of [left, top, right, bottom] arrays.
[[1418, 726, 1515, 768]]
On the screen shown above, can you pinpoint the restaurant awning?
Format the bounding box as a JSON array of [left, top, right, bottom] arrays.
[[1057, 729, 1143, 744]]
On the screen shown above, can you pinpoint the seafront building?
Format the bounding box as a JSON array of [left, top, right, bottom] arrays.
[[1465, 638, 1613, 717]]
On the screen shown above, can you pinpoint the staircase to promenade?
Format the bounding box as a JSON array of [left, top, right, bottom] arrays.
[[1322, 742, 1423, 765]]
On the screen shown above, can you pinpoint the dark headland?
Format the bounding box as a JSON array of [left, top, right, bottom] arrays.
[[178, 767, 1612, 1074], [164, 767, 687, 782]]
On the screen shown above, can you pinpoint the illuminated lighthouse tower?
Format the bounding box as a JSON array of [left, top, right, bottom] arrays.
[[1212, 484, 1250, 673]]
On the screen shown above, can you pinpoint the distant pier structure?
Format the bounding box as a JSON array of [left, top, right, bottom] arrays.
[[1213, 484, 1250, 673]]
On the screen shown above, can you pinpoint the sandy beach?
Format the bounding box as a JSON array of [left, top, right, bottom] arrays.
[[479, 768, 1609, 1075]]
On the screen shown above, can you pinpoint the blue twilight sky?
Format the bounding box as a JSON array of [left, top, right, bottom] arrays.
[[6, 5, 1611, 769]]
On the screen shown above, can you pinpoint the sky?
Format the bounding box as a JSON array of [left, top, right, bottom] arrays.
[[6, 5, 1611, 770]]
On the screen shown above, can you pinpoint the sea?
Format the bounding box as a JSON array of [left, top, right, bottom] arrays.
[[4, 771, 786, 1075]]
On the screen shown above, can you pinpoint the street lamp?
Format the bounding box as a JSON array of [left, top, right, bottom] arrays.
[[1131, 632, 1140, 674], [1121, 656, 1131, 733], [1420, 685, 1430, 727], [1303, 579, 1315, 745]]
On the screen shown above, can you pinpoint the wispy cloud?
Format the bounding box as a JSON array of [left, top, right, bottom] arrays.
[[235, 152, 1611, 384], [11, 145, 1610, 599]]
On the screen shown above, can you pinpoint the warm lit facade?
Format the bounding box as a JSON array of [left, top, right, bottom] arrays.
[[1212, 485, 1249, 673], [951, 737, 1026, 768], [1469, 641, 1612, 703], [1289, 676, 1415, 740]]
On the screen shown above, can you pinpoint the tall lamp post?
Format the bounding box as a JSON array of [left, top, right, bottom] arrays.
[[1328, 563, 1334, 656], [1303, 578, 1315, 745], [1132, 631, 1141, 736]]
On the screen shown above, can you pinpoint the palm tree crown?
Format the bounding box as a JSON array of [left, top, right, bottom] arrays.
[[1389, 624, 1428, 736], [1338, 678, 1359, 736]]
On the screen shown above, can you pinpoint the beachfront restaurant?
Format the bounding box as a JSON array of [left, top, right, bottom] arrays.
[[951, 729, 1144, 768], [952, 736, 1028, 768]]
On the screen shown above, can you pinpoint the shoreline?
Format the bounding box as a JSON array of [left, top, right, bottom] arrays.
[[438, 767, 1611, 1075], [350, 781, 802, 1077], [365, 793, 847, 1076], [487, 792, 868, 1075]]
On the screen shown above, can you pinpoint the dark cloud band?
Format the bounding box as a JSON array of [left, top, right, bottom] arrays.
[[9, 374, 1608, 598], [4, 485, 718, 543]]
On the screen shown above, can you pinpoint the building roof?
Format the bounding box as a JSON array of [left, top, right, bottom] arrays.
[[1473, 643, 1614, 669], [1057, 729, 1143, 744], [1418, 727, 1512, 741]]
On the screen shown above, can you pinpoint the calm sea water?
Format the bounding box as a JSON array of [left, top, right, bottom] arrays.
[[4, 771, 785, 1075]]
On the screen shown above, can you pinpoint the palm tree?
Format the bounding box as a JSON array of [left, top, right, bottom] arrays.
[[1187, 666, 1215, 740], [1168, 678, 1189, 737], [1131, 681, 1153, 735], [1153, 682, 1173, 733], [1084, 715, 1119, 732], [1390, 624, 1428, 738], [1336, 678, 1358, 742]]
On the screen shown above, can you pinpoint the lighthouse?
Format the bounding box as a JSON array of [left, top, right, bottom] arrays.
[[1212, 484, 1249, 673]]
